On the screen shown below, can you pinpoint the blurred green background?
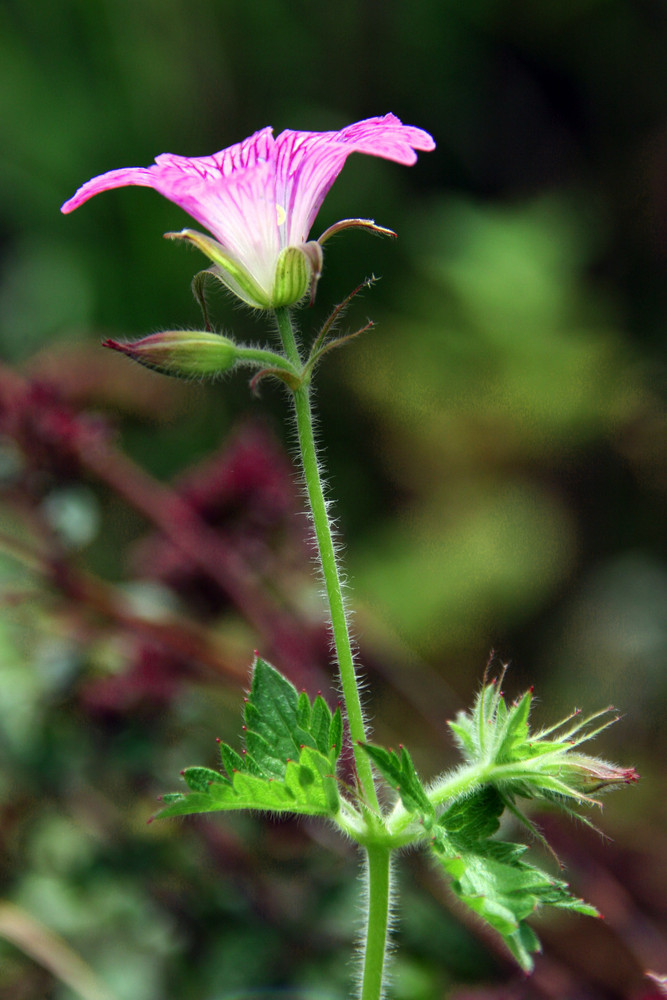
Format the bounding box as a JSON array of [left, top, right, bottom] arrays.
[[1, 2, 666, 998]]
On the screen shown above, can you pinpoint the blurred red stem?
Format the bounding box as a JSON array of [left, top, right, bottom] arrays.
[[0, 527, 243, 680]]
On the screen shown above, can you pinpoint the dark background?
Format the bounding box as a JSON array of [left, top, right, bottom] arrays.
[[1, 2, 666, 998]]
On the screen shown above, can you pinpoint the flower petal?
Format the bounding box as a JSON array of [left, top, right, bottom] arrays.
[[273, 114, 436, 244], [61, 127, 275, 218], [61, 115, 435, 309]]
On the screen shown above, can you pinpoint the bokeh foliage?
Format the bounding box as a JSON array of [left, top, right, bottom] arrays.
[[1, 1, 666, 998]]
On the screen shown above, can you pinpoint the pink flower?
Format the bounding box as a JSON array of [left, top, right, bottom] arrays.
[[61, 114, 435, 309]]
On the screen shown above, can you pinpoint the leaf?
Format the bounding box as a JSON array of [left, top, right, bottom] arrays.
[[219, 742, 247, 779], [155, 746, 339, 819], [181, 766, 228, 792], [153, 656, 342, 821], [311, 695, 333, 756], [439, 786, 504, 843], [430, 827, 598, 971], [360, 742, 434, 820], [244, 657, 340, 772], [329, 705, 343, 761], [297, 690, 311, 729]]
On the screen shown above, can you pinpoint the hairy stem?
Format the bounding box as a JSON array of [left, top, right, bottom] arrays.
[[275, 307, 389, 1000], [360, 846, 392, 1000], [275, 307, 378, 811]]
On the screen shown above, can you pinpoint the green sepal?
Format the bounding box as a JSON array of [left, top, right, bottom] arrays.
[[360, 742, 433, 820], [165, 229, 271, 308], [447, 719, 476, 759]]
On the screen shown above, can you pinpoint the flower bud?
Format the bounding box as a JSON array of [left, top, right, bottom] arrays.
[[167, 229, 323, 309], [560, 755, 639, 794], [271, 245, 313, 307], [102, 331, 240, 379]]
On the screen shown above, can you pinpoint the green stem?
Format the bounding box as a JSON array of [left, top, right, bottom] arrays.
[[274, 307, 389, 1000], [388, 761, 490, 837], [235, 346, 298, 373], [274, 307, 378, 812], [360, 846, 392, 1000]]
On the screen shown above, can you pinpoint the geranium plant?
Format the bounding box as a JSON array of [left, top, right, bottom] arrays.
[[62, 113, 637, 1000]]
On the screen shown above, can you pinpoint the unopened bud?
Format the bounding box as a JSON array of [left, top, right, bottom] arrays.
[[561, 755, 640, 794], [102, 331, 239, 379]]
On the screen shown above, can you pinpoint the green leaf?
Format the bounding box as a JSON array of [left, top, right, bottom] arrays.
[[155, 745, 339, 819], [360, 742, 433, 820], [439, 786, 504, 843], [430, 827, 598, 971], [329, 705, 343, 762], [311, 695, 333, 756], [154, 656, 342, 821], [297, 690, 311, 729], [218, 742, 246, 780], [245, 657, 319, 770], [181, 766, 229, 792], [434, 677, 633, 969]]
